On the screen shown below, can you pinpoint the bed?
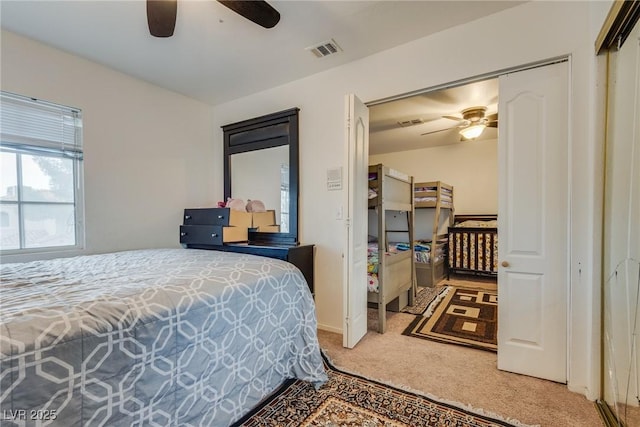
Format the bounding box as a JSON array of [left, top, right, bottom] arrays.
[[0, 248, 327, 426], [368, 164, 416, 333], [413, 181, 454, 287], [368, 242, 436, 291], [448, 214, 498, 278], [413, 240, 447, 286]]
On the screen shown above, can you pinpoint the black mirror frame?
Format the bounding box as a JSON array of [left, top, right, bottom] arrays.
[[222, 108, 299, 246]]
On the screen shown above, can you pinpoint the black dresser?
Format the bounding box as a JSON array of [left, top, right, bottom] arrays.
[[180, 208, 315, 294]]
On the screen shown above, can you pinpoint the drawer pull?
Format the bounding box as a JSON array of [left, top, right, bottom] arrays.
[[180, 232, 187, 237], [211, 233, 218, 238], [217, 215, 224, 219], [185, 215, 191, 220], [501, 261, 510, 268]]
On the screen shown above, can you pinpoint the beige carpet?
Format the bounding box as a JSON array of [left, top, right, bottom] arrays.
[[318, 308, 617, 427]]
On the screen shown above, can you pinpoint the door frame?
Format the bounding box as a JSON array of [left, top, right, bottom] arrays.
[[347, 56, 573, 380]]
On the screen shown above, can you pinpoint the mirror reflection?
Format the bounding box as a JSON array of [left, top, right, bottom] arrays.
[[230, 145, 289, 233], [602, 15, 640, 426]]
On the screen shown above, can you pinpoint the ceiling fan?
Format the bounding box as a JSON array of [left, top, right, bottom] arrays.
[[421, 106, 498, 140], [146, 0, 280, 38]]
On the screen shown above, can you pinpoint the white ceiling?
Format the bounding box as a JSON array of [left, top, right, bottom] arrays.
[[1, 0, 519, 106], [1, 1, 512, 154], [369, 78, 499, 155]]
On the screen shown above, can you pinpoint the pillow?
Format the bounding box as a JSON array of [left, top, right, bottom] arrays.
[[246, 199, 266, 212], [225, 197, 246, 211]]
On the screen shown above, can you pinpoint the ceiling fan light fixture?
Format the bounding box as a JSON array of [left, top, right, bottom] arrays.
[[459, 123, 486, 139]]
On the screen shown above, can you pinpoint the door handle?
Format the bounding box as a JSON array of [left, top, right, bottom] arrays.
[[501, 261, 510, 268]]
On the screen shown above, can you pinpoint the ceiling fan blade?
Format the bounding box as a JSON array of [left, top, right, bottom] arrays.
[[486, 113, 498, 128], [218, 0, 280, 29], [442, 115, 464, 122], [421, 127, 456, 136], [147, 0, 177, 37]]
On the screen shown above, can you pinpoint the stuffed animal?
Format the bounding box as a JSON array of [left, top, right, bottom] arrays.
[[225, 197, 246, 211], [245, 199, 266, 212]]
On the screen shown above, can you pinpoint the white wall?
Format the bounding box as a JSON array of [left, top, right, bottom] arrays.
[[0, 30, 216, 262], [369, 138, 498, 215], [212, 1, 609, 399]]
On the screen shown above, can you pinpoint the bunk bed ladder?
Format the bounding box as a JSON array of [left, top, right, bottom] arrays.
[[431, 182, 442, 286], [377, 168, 387, 333]]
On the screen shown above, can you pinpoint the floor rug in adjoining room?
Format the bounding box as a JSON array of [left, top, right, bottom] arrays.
[[400, 285, 446, 315], [402, 286, 498, 352], [233, 354, 526, 427]]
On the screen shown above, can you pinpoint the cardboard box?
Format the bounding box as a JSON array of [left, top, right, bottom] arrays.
[[256, 225, 280, 233], [252, 210, 276, 227], [222, 226, 248, 242], [229, 210, 253, 228]]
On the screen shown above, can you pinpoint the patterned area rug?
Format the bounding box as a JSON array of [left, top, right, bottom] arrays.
[[233, 354, 524, 427], [403, 286, 498, 352], [400, 285, 445, 315]]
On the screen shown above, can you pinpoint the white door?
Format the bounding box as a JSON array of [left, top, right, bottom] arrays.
[[343, 94, 369, 348], [497, 61, 569, 382]]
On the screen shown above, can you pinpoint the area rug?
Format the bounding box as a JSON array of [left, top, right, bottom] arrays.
[[400, 285, 446, 315], [403, 286, 498, 352], [232, 354, 526, 427]]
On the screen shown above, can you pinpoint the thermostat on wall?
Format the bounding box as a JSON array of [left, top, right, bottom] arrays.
[[327, 167, 342, 190]]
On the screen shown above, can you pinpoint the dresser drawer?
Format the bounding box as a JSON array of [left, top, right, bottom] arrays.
[[183, 208, 230, 226], [180, 225, 248, 245], [183, 208, 252, 228]]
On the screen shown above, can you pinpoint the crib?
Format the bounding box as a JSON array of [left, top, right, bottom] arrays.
[[448, 214, 498, 278]]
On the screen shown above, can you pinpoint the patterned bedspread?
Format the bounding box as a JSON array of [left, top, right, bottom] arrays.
[[0, 248, 327, 426]]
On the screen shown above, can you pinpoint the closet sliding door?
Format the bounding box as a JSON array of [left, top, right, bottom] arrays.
[[599, 2, 640, 425]]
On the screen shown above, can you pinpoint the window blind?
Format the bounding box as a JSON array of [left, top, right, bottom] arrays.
[[0, 91, 83, 159]]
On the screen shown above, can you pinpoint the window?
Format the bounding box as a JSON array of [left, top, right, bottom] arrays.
[[0, 91, 84, 254]]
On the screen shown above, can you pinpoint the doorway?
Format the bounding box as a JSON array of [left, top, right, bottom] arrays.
[[345, 59, 570, 383]]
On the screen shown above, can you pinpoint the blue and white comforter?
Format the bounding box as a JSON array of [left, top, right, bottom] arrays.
[[0, 248, 327, 426]]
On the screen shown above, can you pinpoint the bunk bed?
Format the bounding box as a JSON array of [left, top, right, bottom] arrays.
[[413, 181, 454, 287], [448, 214, 498, 278], [367, 164, 416, 333]]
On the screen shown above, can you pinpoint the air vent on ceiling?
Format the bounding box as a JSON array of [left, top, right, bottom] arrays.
[[397, 118, 425, 127], [306, 39, 342, 58]]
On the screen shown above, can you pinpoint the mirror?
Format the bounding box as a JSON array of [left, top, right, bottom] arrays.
[[596, 2, 640, 425], [223, 108, 299, 245], [230, 145, 289, 233]]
